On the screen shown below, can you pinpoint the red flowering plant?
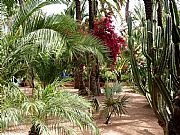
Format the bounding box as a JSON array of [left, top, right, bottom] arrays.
[[92, 15, 127, 67]]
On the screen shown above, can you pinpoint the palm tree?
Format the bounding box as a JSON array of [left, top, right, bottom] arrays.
[[64, 0, 126, 96], [74, 0, 88, 95], [1, 0, 109, 134], [88, 0, 99, 96], [1, 80, 99, 134]]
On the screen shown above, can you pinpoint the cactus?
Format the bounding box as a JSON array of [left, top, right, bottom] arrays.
[[128, 0, 180, 134]]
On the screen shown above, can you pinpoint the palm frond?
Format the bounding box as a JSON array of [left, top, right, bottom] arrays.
[[114, 95, 129, 115], [12, 0, 64, 33], [22, 100, 46, 116], [103, 95, 129, 124], [42, 83, 99, 134], [1, 82, 26, 130], [1, 107, 22, 131]]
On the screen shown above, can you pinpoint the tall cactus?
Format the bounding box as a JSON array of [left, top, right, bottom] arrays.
[[128, 0, 180, 134]]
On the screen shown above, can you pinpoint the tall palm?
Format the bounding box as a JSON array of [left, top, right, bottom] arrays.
[[74, 0, 88, 95], [88, 0, 99, 96]]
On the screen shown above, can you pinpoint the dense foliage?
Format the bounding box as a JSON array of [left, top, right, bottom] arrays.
[[128, 0, 180, 133], [0, 0, 108, 134], [93, 15, 127, 63]]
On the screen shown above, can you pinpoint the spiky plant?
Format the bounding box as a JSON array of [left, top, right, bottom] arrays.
[[102, 83, 129, 124], [128, 0, 180, 134]]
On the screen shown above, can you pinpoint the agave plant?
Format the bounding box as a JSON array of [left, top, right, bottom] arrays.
[[102, 83, 129, 124]]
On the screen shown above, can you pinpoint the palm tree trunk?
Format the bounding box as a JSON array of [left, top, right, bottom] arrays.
[[90, 64, 98, 95], [105, 109, 114, 124], [89, 0, 101, 96], [75, 0, 87, 95], [29, 124, 40, 135], [95, 59, 101, 95], [29, 68, 35, 98], [74, 70, 79, 89], [30, 68, 35, 88], [143, 0, 153, 20], [89, 0, 94, 31], [89, 0, 100, 95], [93, 0, 98, 17], [74, 0, 81, 90], [75, 0, 81, 22], [79, 64, 88, 95], [125, 0, 130, 22]]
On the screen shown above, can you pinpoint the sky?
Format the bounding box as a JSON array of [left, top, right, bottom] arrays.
[[42, 4, 67, 15], [42, 0, 143, 16]]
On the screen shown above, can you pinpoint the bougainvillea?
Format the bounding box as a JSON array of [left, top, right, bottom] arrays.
[[92, 15, 127, 63]]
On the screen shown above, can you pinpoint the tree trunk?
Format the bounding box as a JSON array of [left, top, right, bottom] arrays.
[[125, 0, 130, 22], [89, 0, 100, 95], [95, 59, 101, 95], [29, 68, 35, 98], [74, 1, 81, 90], [75, 0, 81, 22], [29, 124, 40, 135], [74, 69, 79, 89], [90, 64, 98, 95], [89, 0, 94, 31], [75, 0, 88, 95], [30, 68, 35, 89], [79, 64, 88, 95], [93, 0, 98, 17], [143, 0, 153, 20]]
